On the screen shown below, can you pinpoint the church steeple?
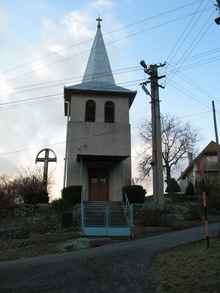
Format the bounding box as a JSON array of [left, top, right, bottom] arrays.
[[64, 18, 137, 116], [82, 18, 115, 85]]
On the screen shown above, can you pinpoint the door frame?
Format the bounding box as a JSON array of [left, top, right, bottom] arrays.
[[88, 168, 109, 201]]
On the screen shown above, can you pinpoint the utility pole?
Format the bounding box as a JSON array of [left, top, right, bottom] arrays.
[[212, 101, 220, 184], [63, 101, 70, 188], [215, 0, 220, 24], [140, 61, 165, 208]]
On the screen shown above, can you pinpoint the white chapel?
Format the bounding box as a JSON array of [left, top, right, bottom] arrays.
[[63, 18, 137, 202]]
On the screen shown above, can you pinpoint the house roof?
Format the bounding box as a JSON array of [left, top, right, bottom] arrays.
[[178, 141, 220, 180], [64, 19, 136, 115]]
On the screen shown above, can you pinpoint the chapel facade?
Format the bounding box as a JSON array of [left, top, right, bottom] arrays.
[[63, 18, 136, 201]]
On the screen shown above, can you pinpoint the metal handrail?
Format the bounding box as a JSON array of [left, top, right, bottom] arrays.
[[81, 193, 133, 235], [124, 192, 130, 214], [123, 192, 133, 226], [81, 190, 84, 231]]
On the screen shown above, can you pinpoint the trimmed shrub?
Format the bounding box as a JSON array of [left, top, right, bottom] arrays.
[[62, 212, 73, 228], [166, 178, 181, 194], [185, 182, 195, 196], [23, 192, 36, 204], [23, 190, 49, 204], [36, 190, 49, 203], [51, 198, 72, 212], [206, 193, 220, 214], [139, 203, 173, 226], [122, 185, 146, 203], [62, 185, 82, 205]]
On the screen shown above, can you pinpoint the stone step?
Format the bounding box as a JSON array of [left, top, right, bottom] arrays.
[[84, 205, 128, 226], [84, 201, 122, 206]]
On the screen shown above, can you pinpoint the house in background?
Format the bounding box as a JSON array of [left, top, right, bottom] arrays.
[[178, 141, 220, 192], [63, 18, 137, 202]]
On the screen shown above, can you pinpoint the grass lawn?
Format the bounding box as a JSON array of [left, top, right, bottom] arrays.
[[154, 238, 220, 293], [0, 243, 60, 262]]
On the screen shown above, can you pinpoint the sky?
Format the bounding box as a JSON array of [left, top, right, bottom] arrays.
[[0, 0, 220, 198]]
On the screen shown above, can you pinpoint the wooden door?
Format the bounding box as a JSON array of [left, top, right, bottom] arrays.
[[89, 169, 109, 201]]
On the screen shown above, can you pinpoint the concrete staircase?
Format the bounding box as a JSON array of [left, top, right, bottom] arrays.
[[84, 201, 127, 227]]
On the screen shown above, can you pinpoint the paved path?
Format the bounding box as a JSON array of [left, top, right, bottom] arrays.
[[0, 223, 219, 293]]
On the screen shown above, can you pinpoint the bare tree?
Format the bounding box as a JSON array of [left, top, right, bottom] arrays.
[[0, 174, 17, 208], [138, 113, 200, 183], [0, 166, 54, 207]]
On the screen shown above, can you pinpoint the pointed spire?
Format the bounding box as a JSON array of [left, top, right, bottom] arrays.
[[82, 18, 115, 85]]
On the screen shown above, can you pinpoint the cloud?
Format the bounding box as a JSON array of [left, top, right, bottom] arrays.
[[61, 11, 94, 37], [89, 0, 115, 9], [0, 1, 126, 198]]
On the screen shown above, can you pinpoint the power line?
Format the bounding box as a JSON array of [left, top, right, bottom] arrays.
[[1, 45, 218, 99], [179, 111, 212, 119], [0, 0, 204, 77], [0, 126, 138, 157], [0, 77, 145, 111], [166, 63, 220, 107], [0, 66, 141, 96], [166, 0, 207, 64], [166, 7, 216, 84], [169, 80, 213, 109], [0, 6, 214, 87]]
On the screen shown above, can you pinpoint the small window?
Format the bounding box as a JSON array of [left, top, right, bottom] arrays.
[[85, 100, 96, 122], [105, 101, 114, 123]]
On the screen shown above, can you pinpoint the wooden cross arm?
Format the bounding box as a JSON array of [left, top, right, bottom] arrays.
[[36, 158, 57, 163]]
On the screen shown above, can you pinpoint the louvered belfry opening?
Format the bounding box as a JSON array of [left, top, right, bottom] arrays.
[[105, 101, 114, 123], [85, 100, 96, 122]]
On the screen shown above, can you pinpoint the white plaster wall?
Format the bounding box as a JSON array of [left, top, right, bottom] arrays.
[[67, 121, 131, 156], [66, 92, 132, 201], [70, 94, 130, 124]]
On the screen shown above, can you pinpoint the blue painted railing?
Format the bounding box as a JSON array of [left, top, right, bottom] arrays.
[[123, 192, 133, 227], [81, 191, 85, 232], [81, 193, 133, 236]]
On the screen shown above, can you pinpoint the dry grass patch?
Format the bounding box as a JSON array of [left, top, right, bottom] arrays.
[[0, 243, 59, 262], [154, 238, 220, 293]]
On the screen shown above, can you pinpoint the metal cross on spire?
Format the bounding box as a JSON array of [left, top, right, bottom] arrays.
[[96, 16, 102, 28]]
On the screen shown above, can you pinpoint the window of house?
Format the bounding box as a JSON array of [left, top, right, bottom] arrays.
[[207, 155, 217, 162], [105, 101, 114, 123], [85, 100, 96, 122]]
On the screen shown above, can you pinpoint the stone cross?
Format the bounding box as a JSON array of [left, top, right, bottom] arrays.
[[35, 148, 57, 192]]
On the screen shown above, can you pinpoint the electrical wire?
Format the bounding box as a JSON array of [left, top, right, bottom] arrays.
[[1, 45, 218, 99], [0, 0, 204, 77], [0, 66, 141, 96], [0, 125, 139, 157], [166, 0, 207, 65], [0, 5, 214, 87], [166, 63, 220, 107], [166, 7, 216, 85], [0, 1, 219, 159]]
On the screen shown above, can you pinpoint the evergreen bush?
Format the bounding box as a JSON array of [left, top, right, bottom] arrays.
[[122, 185, 146, 203], [62, 212, 73, 228], [51, 198, 72, 212], [23, 192, 36, 204], [23, 190, 49, 204], [36, 190, 49, 203], [62, 185, 82, 205], [185, 182, 195, 196], [166, 178, 181, 194]]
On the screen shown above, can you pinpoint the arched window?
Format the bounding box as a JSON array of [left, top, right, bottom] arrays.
[[85, 100, 96, 122], [105, 101, 115, 123]]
